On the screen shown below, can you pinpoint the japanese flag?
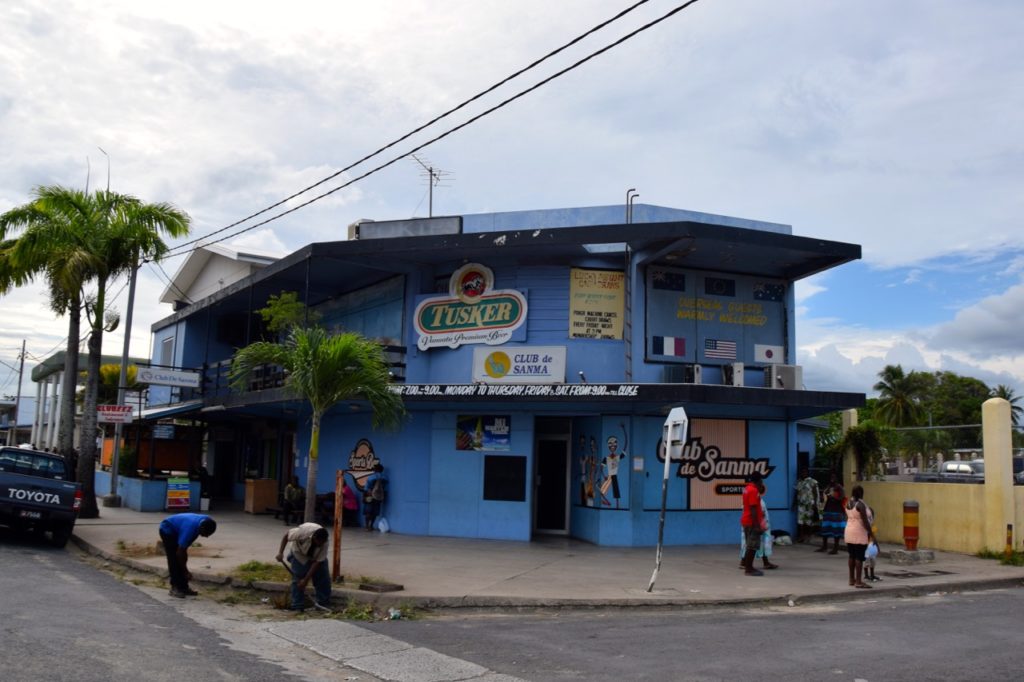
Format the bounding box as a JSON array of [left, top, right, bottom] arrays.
[[754, 344, 784, 364]]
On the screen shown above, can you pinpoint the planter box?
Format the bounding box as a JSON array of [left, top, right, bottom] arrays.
[[94, 470, 202, 512]]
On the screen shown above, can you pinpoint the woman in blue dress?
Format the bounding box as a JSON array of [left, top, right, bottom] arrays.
[[816, 477, 845, 554]]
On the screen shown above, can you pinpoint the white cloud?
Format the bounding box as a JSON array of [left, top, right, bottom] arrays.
[[927, 279, 1024, 358], [3, 0, 1024, 404]]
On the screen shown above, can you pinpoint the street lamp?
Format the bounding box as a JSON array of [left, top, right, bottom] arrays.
[[103, 250, 140, 508]]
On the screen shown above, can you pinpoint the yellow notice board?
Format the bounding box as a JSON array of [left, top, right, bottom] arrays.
[[569, 268, 624, 339]]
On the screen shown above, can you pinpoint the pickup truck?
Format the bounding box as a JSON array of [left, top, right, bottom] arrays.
[[913, 460, 985, 484], [0, 446, 82, 547]]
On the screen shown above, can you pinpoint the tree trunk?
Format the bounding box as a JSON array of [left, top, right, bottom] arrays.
[[77, 312, 104, 518], [303, 412, 320, 522], [57, 292, 81, 466]]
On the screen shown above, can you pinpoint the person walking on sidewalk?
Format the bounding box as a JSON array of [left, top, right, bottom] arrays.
[[276, 522, 332, 611], [844, 485, 874, 589], [739, 480, 778, 571], [158, 513, 217, 598], [740, 473, 767, 576]]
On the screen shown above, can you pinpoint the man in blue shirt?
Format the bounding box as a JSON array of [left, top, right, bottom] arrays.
[[158, 513, 217, 598]]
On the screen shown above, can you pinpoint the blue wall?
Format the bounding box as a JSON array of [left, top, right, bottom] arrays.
[[427, 411, 534, 540], [568, 416, 797, 546]]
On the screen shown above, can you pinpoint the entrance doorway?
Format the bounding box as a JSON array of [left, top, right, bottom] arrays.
[[534, 435, 570, 535]]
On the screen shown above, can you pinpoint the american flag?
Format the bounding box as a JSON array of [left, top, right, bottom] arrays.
[[704, 338, 737, 360]]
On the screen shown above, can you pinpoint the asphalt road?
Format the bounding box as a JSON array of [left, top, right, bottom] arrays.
[[4, 527, 1021, 682], [363, 588, 1024, 681], [0, 529, 364, 682]]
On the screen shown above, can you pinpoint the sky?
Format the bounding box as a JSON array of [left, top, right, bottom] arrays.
[[1, 0, 1022, 403]]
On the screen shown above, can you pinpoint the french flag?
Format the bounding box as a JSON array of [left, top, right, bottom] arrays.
[[652, 336, 686, 357]]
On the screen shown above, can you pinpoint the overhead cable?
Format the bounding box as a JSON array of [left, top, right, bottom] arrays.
[[165, 0, 674, 257]]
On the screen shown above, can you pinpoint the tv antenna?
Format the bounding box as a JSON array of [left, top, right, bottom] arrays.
[[410, 153, 453, 217]]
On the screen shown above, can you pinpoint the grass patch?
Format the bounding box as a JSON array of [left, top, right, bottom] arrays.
[[233, 560, 291, 583], [976, 548, 1024, 566], [115, 540, 162, 558], [392, 600, 422, 620], [355, 574, 390, 585], [335, 601, 376, 620]]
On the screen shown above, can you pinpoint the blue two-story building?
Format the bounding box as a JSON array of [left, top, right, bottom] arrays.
[[145, 204, 863, 546]]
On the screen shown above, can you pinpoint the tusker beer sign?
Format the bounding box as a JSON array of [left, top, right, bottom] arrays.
[[414, 263, 528, 351]]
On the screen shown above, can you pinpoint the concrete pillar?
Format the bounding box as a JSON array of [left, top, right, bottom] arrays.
[[841, 408, 858, 484], [51, 370, 62, 450], [31, 379, 43, 446], [40, 376, 51, 447], [47, 375, 59, 448], [982, 397, 1014, 551]]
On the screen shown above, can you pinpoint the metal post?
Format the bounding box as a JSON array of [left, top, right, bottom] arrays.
[[7, 340, 25, 445], [648, 407, 687, 591], [104, 256, 139, 507]]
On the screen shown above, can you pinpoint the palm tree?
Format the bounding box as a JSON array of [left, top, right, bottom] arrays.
[[75, 192, 189, 517], [0, 187, 106, 466], [1, 186, 189, 517], [873, 364, 924, 428], [991, 384, 1022, 427], [230, 327, 406, 521]]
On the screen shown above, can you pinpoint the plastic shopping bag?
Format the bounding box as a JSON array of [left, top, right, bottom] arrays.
[[376, 516, 390, 534], [866, 542, 879, 559]]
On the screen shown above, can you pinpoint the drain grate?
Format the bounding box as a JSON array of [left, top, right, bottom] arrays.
[[883, 572, 926, 579], [880, 569, 957, 579]]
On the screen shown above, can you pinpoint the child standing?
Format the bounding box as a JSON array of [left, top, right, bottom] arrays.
[[864, 505, 881, 582]]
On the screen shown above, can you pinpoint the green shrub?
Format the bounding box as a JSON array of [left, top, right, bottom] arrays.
[[117, 446, 137, 477]]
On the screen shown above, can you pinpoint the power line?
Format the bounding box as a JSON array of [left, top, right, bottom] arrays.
[[166, 0, 702, 257], [148, 260, 192, 305], [164, 0, 660, 257]]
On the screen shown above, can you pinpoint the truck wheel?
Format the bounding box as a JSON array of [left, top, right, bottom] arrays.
[[50, 523, 73, 548]]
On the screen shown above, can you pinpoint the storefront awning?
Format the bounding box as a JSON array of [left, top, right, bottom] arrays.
[[138, 399, 205, 421]]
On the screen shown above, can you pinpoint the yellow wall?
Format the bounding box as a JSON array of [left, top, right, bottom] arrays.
[[1016, 487, 1024, 553], [861, 481, 987, 554]]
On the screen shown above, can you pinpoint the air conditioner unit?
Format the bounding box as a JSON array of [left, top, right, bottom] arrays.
[[686, 364, 702, 384], [765, 364, 803, 389], [346, 218, 374, 240], [664, 363, 702, 384], [722, 362, 745, 387]]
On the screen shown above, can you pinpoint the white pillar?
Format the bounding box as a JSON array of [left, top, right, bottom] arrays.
[[51, 369, 63, 450], [40, 375, 51, 447], [982, 397, 1014, 551], [841, 408, 858, 483], [31, 379, 43, 446], [47, 374, 59, 448]]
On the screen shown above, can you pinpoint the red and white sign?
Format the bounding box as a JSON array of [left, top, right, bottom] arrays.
[[97, 405, 133, 424]]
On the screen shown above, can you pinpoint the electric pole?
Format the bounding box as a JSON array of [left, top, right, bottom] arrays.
[[7, 340, 25, 446]]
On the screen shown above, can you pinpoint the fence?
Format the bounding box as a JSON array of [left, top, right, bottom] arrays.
[[850, 398, 1019, 554]]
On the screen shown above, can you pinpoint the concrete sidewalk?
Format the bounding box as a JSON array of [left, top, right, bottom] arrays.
[[72, 503, 1024, 609]]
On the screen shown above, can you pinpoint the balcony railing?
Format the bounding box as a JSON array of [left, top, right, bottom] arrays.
[[151, 344, 407, 407]]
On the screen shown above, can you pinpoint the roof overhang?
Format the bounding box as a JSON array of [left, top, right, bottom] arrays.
[[153, 220, 860, 330]]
